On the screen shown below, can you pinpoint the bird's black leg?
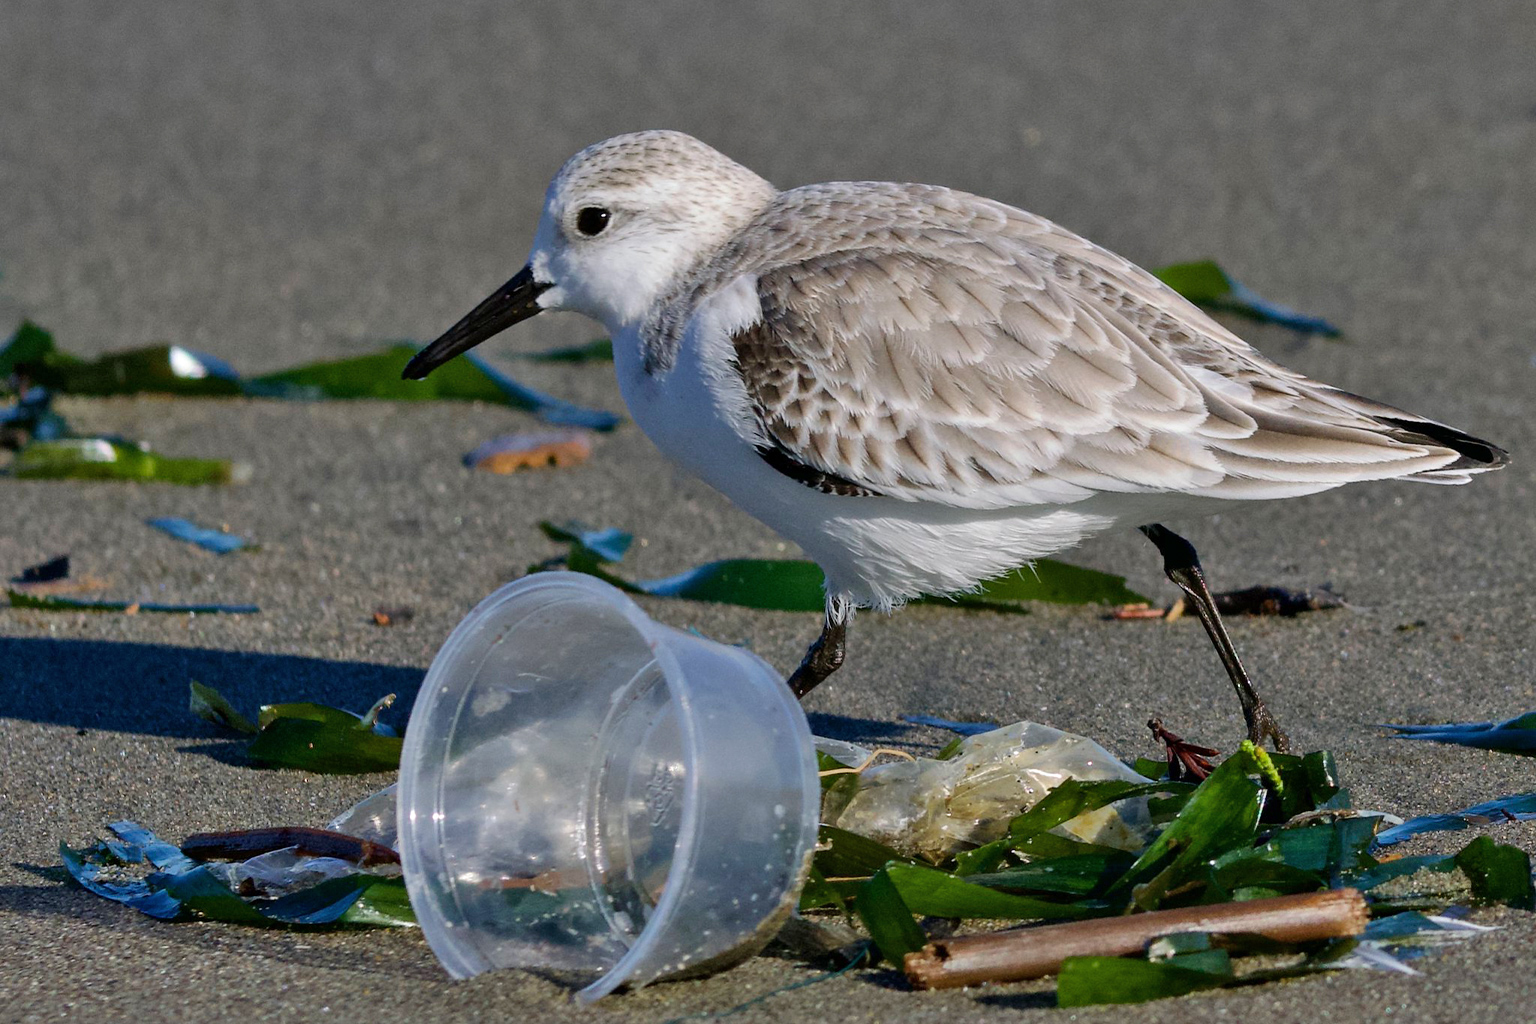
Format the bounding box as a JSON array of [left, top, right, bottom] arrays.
[[1139, 524, 1291, 752], [786, 603, 849, 699]]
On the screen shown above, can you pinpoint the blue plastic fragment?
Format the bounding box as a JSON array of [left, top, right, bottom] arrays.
[[146, 517, 252, 554], [1224, 277, 1342, 336], [1375, 792, 1536, 847], [900, 714, 997, 736], [466, 353, 621, 432], [6, 590, 259, 613], [1383, 712, 1536, 754], [167, 346, 242, 382], [574, 527, 634, 563]]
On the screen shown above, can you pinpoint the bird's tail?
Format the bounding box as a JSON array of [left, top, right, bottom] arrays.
[[1334, 391, 1509, 485]]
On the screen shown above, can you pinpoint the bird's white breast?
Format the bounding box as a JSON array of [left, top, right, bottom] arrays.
[[611, 281, 1120, 611]]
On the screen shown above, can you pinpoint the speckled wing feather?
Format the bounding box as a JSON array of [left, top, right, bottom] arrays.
[[708, 182, 1505, 510]]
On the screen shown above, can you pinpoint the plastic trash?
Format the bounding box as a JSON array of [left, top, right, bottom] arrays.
[[394, 573, 820, 1001], [825, 721, 1154, 863], [202, 846, 397, 899], [328, 783, 397, 847]]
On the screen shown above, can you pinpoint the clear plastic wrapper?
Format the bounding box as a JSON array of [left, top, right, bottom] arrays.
[[825, 721, 1153, 862], [328, 783, 398, 848]]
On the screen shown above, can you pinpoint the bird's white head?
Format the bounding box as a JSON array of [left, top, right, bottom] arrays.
[[403, 131, 776, 380], [533, 131, 777, 325]]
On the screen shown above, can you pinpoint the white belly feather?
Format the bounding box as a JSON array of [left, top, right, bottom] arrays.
[[612, 282, 1120, 612]]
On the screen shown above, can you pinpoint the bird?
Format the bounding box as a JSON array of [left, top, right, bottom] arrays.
[[403, 130, 1508, 752]]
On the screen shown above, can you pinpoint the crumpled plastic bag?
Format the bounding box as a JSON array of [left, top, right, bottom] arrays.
[[328, 782, 398, 846], [819, 721, 1153, 863], [202, 845, 398, 898]]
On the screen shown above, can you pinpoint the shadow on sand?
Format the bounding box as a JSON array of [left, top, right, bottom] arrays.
[[0, 637, 932, 748], [0, 636, 425, 738]]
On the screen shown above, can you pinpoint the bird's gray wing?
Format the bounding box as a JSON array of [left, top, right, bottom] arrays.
[[718, 188, 1491, 510]]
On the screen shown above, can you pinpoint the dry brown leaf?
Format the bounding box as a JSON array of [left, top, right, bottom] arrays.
[[466, 430, 593, 474]]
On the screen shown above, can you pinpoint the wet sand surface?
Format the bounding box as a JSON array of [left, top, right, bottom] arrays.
[[3, 3, 1534, 1021]]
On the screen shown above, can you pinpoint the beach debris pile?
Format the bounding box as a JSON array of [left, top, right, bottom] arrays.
[[802, 728, 1530, 1004], [58, 699, 1536, 1008]]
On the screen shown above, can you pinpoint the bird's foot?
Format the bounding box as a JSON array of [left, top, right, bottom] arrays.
[[785, 663, 818, 700], [786, 614, 847, 700], [1244, 701, 1291, 754]]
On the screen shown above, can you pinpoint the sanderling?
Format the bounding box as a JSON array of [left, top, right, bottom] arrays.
[[405, 130, 1508, 750]]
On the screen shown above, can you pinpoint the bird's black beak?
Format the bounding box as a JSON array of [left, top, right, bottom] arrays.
[[401, 265, 550, 379]]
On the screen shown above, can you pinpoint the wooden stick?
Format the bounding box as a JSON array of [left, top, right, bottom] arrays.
[[904, 888, 1368, 990], [181, 827, 401, 867]]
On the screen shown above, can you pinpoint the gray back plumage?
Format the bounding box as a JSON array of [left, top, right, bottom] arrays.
[[648, 181, 1506, 509]]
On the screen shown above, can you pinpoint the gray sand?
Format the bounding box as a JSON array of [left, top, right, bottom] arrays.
[[2, 2, 1534, 1021]]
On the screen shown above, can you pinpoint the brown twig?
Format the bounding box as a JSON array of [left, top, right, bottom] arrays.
[[1163, 596, 1187, 623], [1213, 585, 1344, 617], [817, 747, 917, 778], [1110, 586, 1343, 621], [1148, 718, 1219, 782], [1107, 602, 1166, 620], [180, 827, 401, 867], [904, 888, 1368, 990]]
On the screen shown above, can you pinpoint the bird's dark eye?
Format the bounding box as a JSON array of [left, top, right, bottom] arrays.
[[575, 206, 611, 237]]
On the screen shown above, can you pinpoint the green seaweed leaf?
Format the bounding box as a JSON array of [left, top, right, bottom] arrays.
[[538, 524, 1147, 611], [246, 700, 403, 774], [633, 558, 828, 611], [338, 876, 416, 926], [32, 345, 243, 397], [811, 825, 912, 881], [953, 778, 1190, 876], [1454, 836, 1535, 909], [538, 520, 634, 565], [1, 321, 75, 380], [1352, 855, 1459, 892], [1056, 953, 1232, 1007], [520, 338, 614, 363], [797, 866, 851, 915], [1107, 743, 1267, 909], [13, 437, 246, 485], [251, 345, 619, 430], [854, 869, 926, 966], [189, 681, 258, 734], [882, 862, 1100, 920], [1153, 260, 1341, 336], [962, 851, 1135, 898], [0, 322, 618, 429]]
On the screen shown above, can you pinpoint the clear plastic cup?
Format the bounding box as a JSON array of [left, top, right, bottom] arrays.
[[395, 573, 820, 1001]]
